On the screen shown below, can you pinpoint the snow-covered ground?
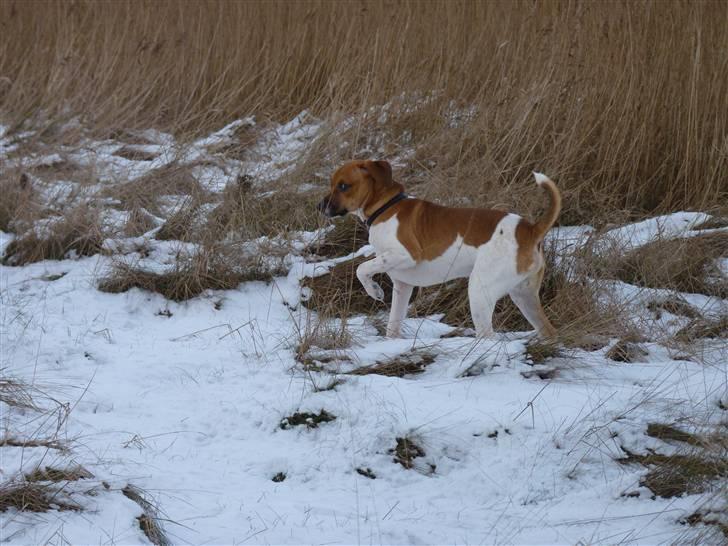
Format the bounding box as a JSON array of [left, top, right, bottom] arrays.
[[1, 118, 726, 545]]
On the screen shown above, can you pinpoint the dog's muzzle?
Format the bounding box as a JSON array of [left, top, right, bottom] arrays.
[[317, 196, 346, 218]]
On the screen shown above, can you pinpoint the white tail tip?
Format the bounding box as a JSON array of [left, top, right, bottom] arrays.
[[533, 172, 550, 186]]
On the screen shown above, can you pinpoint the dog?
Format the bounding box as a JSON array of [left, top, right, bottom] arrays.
[[317, 160, 561, 339]]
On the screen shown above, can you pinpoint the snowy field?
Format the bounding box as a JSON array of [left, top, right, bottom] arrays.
[[1, 118, 726, 545]]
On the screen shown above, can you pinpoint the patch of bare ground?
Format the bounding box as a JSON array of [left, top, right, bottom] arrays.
[[348, 350, 435, 378], [390, 436, 435, 474], [279, 410, 336, 430], [98, 243, 286, 301], [2, 204, 105, 266]]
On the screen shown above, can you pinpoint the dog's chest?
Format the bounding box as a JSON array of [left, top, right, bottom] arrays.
[[368, 216, 479, 286]]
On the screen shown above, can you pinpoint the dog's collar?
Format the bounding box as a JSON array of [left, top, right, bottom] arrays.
[[365, 192, 409, 227]]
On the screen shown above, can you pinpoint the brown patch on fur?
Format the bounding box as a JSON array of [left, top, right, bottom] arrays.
[[376, 199, 507, 262], [515, 219, 538, 274]]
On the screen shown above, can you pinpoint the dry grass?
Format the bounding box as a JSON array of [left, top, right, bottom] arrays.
[[0, 170, 37, 233], [2, 204, 105, 266], [26, 466, 93, 483], [105, 162, 207, 217], [0, 479, 80, 513], [348, 350, 434, 378], [279, 410, 336, 430], [122, 485, 171, 546], [98, 244, 283, 302], [301, 255, 392, 318], [1, 1, 726, 219], [619, 422, 728, 499], [311, 216, 369, 259], [608, 233, 728, 298], [675, 315, 728, 342]]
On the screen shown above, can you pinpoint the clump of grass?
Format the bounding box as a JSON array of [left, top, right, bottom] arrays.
[[279, 410, 336, 430], [123, 207, 158, 237], [0, 479, 80, 513], [122, 485, 171, 546], [619, 448, 727, 499], [205, 175, 319, 241], [348, 350, 435, 378], [2, 204, 105, 266], [98, 244, 283, 301], [105, 162, 206, 217], [311, 216, 369, 259], [646, 296, 701, 320], [646, 423, 704, 447], [0, 170, 36, 232], [271, 472, 286, 483], [390, 436, 435, 474], [25, 466, 93, 483], [154, 197, 200, 242], [113, 146, 158, 162], [606, 339, 648, 363], [675, 315, 728, 342], [610, 233, 728, 298], [618, 422, 727, 499], [524, 339, 562, 365]]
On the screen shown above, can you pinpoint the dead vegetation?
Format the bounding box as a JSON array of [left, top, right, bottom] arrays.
[[2, 204, 105, 266], [301, 256, 392, 318], [3, 1, 727, 219], [606, 339, 649, 363], [608, 233, 728, 298], [311, 216, 369, 259], [0, 170, 37, 233], [122, 485, 171, 546], [98, 244, 284, 301], [675, 315, 728, 342], [348, 351, 435, 378], [390, 436, 435, 474], [0, 479, 80, 513], [25, 466, 93, 483], [618, 423, 728, 499], [279, 410, 336, 430]]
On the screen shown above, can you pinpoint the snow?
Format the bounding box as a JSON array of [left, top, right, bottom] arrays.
[[1, 118, 726, 545]]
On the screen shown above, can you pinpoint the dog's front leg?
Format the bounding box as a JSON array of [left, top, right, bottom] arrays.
[[356, 252, 413, 303], [387, 279, 413, 338]]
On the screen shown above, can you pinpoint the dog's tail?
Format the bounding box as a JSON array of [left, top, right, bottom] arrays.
[[531, 172, 561, 240]]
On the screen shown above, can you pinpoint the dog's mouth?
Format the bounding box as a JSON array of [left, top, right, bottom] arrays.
[[317, 196, 347, 218]]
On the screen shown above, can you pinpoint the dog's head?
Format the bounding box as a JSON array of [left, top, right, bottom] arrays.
[[317, 160, 400, 218]]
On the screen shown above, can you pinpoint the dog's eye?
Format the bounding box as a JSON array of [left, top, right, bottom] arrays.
[[337, 182, 350, 192]]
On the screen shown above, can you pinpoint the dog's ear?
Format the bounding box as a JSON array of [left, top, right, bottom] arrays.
[[362, 160, 393, 186]]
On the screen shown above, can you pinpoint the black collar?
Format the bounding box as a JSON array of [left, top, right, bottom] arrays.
[[365, 192, 409, 227]]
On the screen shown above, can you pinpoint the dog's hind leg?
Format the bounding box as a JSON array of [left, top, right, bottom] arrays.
[[468, 245, 514, 338], [386, 278, 413, 338], [508, 266, 557, 338]]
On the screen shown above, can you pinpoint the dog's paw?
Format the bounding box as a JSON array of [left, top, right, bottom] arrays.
[[365, 282, 385, 302]]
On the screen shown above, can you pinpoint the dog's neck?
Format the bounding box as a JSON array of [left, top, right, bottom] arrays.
[[362, 185, 405, 222]]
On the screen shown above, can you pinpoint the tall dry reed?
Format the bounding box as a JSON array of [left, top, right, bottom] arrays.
[[1, 0, 726, 216]]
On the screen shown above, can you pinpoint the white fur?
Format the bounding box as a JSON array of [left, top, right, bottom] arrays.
[[359, 213, 540, 338], [533, 172, 549, 186]]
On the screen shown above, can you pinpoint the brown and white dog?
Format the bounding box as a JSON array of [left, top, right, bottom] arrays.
[[317, 160, 561, 339]]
